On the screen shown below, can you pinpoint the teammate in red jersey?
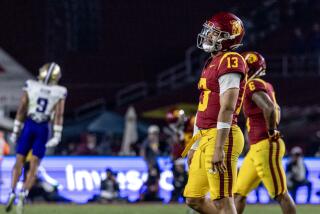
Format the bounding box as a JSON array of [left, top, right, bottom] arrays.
[[164, 108, 195, 160], [234, 51, 296, 214], [182, 12, 247, 214]]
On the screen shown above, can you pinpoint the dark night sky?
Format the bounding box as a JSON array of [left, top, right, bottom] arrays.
[[0, 0, 265, 108]]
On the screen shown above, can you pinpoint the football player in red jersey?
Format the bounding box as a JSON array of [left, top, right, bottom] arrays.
[[164, 108, 195, 160], [234, 51, 296, 214], [181, 12, 247, 214]]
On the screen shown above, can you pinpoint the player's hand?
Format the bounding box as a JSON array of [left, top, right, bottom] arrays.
[[211, 147, 226, 174], [268, 129, 281, 142], [46, 137, 60, 148], [9, 132, 18, 144], [187, 149, 196, 166]]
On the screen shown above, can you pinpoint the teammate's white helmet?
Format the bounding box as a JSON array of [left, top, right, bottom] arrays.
[[38, 62, 61, 85]]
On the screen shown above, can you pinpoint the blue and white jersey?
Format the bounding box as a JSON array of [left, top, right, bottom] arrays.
[[23, 80, 67, 123]]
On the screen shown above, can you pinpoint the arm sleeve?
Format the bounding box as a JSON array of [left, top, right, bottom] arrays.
[[218, 73, 241, 95]]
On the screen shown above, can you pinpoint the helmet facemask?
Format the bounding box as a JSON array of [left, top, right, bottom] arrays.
[[197, 21, 240, 53], [248, 67, 266, 81]]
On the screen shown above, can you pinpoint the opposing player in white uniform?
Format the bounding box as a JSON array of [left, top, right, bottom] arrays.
[[5, 62, 67, 214]]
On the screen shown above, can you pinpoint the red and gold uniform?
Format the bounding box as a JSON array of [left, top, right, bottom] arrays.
[[244, 79, 277, 144], [196, 52, 246, 128], [235, 78, 287, 198], [184, 51, 247, 200]]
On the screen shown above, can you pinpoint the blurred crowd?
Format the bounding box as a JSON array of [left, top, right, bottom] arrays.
[[56, 108, 195, 160], [1, 104, 319, 203], [291, 22, 320, 54], [49, 105, 320, 158], [239, 0, 320, 55], [287, 0, 320, 54]]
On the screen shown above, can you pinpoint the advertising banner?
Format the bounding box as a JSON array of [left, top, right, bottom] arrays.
[[0, 157, 319, 204]]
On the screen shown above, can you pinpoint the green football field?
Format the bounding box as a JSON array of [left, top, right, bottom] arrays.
[[4, 204, 320, 214]]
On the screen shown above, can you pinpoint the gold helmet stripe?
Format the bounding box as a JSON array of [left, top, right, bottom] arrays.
[[44, 62, 56, 84]]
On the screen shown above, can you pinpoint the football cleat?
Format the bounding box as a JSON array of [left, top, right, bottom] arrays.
[[38, 62, 61, 85], [197, 12, 245, 53], [242, 51, 266, 80], [5, 192, 16, 212]]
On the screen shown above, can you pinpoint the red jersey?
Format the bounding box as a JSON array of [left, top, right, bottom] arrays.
[[243, 78, 278, 145], [171, 116, 194, 160], [196, 52, 247, 129]]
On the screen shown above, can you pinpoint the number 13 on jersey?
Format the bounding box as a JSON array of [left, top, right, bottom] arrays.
[[198, 78, 211, 111], [227, 56, 238, 68]]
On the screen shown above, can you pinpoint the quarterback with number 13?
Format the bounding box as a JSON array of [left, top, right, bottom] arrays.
[[182, 12, 247, 214]]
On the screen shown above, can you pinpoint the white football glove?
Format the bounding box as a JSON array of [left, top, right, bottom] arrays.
[[9, 132, 18, 144], [9, 120, 23, 144], [46, 125, 63, 148], [46, 136, 60, 148]]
